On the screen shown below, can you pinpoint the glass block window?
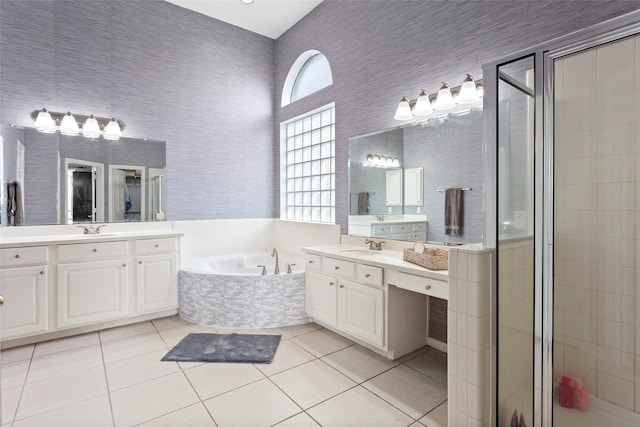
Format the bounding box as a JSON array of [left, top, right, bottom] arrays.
[[282, 105, 335, 223]]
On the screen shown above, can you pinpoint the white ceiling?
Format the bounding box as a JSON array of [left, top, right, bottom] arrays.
[[165, 0, 324, 39]]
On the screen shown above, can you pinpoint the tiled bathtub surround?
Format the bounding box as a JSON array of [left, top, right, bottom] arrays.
[[553, 35, 640, 413], [179, 270, 310, 328], [447, 246, 492, 425]]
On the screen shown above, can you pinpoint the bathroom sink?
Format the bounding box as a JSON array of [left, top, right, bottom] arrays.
[[339, 249, 379, 256]]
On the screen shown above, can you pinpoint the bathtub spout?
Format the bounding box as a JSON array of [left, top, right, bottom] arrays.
[[271, 248, 280, 274]]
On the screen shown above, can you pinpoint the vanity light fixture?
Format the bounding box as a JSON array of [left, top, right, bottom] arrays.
[[30, 109, 126, 140], [393, 74, 483, 121], [366, 154, 400, 168]]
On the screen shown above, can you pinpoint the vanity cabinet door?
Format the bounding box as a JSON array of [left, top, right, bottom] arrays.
[[57, 259, 128, 328], [338, 279, 384, 348], [305, 270, 338, 327], [136, 253, 178, 314], [0, 266, 48, 339]]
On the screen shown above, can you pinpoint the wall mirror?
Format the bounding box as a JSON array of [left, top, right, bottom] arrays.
[[348, 108, 484, 243], [1, 125, 166, 226]]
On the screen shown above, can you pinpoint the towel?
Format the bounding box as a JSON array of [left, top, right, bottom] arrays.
[[444, 188, 462, 236], [357, 192, 369, 215], [7, 181, 24, 226]]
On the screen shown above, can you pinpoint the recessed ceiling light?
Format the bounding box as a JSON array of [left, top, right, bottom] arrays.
[[240, 0, 254, 4]]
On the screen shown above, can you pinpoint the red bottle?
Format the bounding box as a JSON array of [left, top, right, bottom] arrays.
[[559, 376, 574, 408]]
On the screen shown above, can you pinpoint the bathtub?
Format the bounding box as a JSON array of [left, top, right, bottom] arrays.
[[178, 252, 310, 328]]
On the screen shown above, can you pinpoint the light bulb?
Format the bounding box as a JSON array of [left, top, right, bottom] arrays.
[[59, 111, 79, 135], [82, 115, 101, 138], [393, 96, 413, 120], [34, 108, 56, 133], [413, 89, 433, 116], [433, 82, 455, 111], [103, 118, 122, 141], [457, 74, 480, 104]]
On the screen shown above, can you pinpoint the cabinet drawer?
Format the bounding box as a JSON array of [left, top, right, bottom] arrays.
[[412, 232, 427, 241], [371, 225, 390, 236], [390, 224, 411, 234], [412, 223, 426, 232], [0, 246, 48, 267], [58, 241, 128, 262], [322, 257, 356, 279], [305, 253, 322, 271], [392, 271, 448, 300], [357, 264, 383, 287], [135, 238, 178, 255], [391, 232, 412, 241]]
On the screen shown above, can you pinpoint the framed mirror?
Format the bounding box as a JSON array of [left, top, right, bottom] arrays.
[[1, 125, 166, 226]]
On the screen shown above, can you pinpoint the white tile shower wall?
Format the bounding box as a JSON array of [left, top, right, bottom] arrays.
[[448, 246, 492, 426], [554, 35, 640, 413]]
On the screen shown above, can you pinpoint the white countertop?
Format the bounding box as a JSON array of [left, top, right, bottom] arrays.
[[302, 243, 448, 282], [0, 230, 182, 248]]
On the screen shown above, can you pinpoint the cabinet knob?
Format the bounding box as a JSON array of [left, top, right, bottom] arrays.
[[155, 244, 159, 248], [339, 284, 344, 288], [329, 282, 335, 286], [14, 254, 20, 259], [365, 273, 371, 278], [40, 270, 44, 275], [425, 285, 431, 291], [334, 266, 340, 270], [92, 249, 97, 253], [0, 295, 4, 306], [138, 261, 143, 264], [308, 260, 314, 264], [122, 263, 127, 267]]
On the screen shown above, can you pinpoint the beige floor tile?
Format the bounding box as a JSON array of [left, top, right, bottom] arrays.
[[184, 362, 265, 400], [322, 345, 398, 383], [1, 345, 34, 365], [105, 349, 181, 391], [404, 349, 448, 384], [2, 385, 22, 424], [289, 328, 354, 358], [419, 401, 447, 427], [101, 331, 167, 363], [13, 394, 112, 427], [33, 333, 99, 357], [204, 379, 301, 426], [99, 321, 156, 343], [137, 403, 216, 426], [110, 372, 199, 426], [274, 412, 321, 426], [151, 315, 194, 331], [27, 345, 103, 384], [270, 359, 356, 409], [1, 359, 30, 389], [363, 365, 447, 419], [307, 386, 414, 427], [255, 340, 316, 377], [275, 322, 322, 339], [15, 366, 108, 420], [158, 324, 218, 348]]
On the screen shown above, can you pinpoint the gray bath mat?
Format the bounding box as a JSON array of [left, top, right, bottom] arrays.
[[161, 333, 281, 363]]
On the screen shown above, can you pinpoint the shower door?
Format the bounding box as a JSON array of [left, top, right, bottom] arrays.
[[551, 32, 640, 425]]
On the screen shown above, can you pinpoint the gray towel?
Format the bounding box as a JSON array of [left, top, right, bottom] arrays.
[[444, 188, 462, 236], [7, 181, 24, 226], [357, 192, 369, 215]]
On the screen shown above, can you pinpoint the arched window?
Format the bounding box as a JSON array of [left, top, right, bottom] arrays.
[[281, 50, 333, 107]]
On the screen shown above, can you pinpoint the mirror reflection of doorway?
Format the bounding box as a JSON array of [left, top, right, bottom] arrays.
[[109, 165, 145, 222], [64, 158, 104, 224]]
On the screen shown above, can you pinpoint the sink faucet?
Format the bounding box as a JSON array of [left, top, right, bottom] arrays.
[[271, 247, 280, 274], [365, 239, 385, 251], [77, 224, 106, 235]]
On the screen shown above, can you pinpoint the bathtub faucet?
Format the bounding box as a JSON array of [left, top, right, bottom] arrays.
[[271, 247, 280, 275]]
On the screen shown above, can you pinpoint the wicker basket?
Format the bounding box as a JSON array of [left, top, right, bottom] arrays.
[[403, 247, 448, 270]]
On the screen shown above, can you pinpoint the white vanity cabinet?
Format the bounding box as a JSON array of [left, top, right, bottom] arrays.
[[0, 246, 49, 339], [305, 255, 385, 348], [135, 238, 178, 314], [57, 241, 129, 328], [371, 221, 427, 241]]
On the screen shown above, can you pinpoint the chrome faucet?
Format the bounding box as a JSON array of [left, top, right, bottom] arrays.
[[257, 265, 267, 275], [77, 224, 106, 235], [271, 247, 280, 274], [365, 239, 385, 251]]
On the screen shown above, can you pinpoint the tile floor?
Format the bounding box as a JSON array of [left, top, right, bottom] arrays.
[[1, 316, 448, 426]]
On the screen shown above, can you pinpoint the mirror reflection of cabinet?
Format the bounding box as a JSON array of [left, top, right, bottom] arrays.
[[385, 169, 402, 206], [404, 167, 423, 207]]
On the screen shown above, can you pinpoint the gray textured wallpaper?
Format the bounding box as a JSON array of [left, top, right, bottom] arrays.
[[1, 0, 638, 230]]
